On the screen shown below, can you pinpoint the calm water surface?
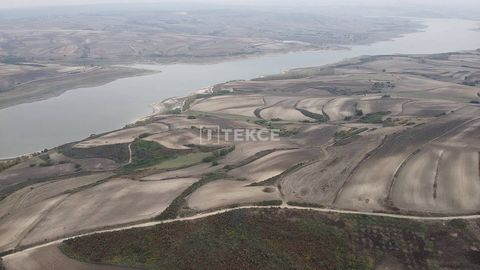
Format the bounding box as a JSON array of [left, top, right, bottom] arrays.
[[1, 18, 479, 158]]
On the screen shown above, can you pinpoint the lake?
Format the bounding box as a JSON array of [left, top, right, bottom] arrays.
[[1, 18, 479, 158]]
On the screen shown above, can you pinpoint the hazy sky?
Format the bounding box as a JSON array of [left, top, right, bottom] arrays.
[[1, 0, 479, 9]]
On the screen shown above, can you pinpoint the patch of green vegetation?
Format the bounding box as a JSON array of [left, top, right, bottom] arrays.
[[296, 108, 328, 122], [254, 119, 274, 128], [37, 153, 55, 167], [256, 120, 300, 137], [359, 111, 391, 124], [0, 156, 30, 173], [74, 164, 82, 172], [371, 81, 395, 90], [278, 128, 298, 137], [202, 145, 236, 163], [138, 133, 151, 139], [194, 90, 231, 99], [61, 142, 129, 163], [165, 108, 182, 115], [125, 140, 180, 170], [61, 207, 480, 270], [334, 128, 368, 146], [447, 219, 467, 230], [61, 209, 374, 270]]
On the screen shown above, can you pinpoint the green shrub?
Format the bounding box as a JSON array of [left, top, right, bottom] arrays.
[[202, 155, 216, 163], [166, 108, 182, 114], [448, 219, 467, 230], [359, 111, 391, 124], [126, 140, 179, 169]]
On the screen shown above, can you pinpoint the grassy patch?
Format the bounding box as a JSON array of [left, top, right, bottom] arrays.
[[125, 140, 181, 170], [295, 108, 328, 122], [201, 145, 236, 164], [61, 142, 129, 163], [359, 111, 391, 124]]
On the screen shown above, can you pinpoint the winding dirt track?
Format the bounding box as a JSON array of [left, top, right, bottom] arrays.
[[4, 204, 480, 266]]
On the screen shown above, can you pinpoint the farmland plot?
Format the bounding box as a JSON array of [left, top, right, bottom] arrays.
[[334, 112, 476, 211], [4, 245, 132, 270], [229, 149, 316, 183], [74, 123, 168, 148], [187, 180, 280, 211], [19, 178, 197, 247], [323, 97, 356, 121]]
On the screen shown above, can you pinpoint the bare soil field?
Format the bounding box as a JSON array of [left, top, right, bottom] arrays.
[[0, 162, 75, 191], [289, 124, 338, 146], [356, 97, 408, 115], [143, 129, 203, 150], [4, 245, 134, 270], [0, 196, 67, 252], [282, 133, 384, 206], [296, 97, 332, 115], [435, 150, 480, 213], [155, 116, 214, 129], [390, 147, 444, 212], [400, 100, 464, 117], [190, 95, 264, 113], [187, 180, 280, 211], [221, 140, 296, 165], [323, 97, 357, 121], [435, 118, 480, 149], [141, 164, 218, 181], [334, 108, 479, 211], [229, 149, 317, 183], [260, 98, 314, 121], [0, 173, 113, 219], [19, 178, 197, 247], [74, 123, 169, 148]]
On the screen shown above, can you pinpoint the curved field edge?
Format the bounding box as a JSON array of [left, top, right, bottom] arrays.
[[59, 208, 480, 270]]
